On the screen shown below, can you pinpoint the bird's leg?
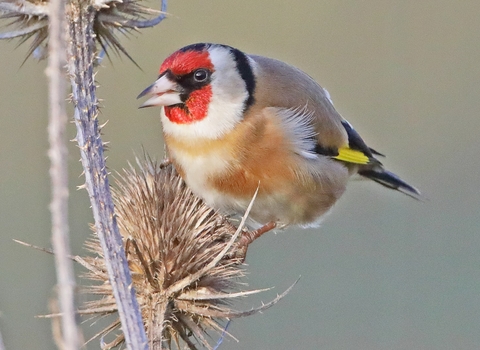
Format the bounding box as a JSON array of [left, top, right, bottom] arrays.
[[242, 221, 277, 245], [235, 221, 276, 262]]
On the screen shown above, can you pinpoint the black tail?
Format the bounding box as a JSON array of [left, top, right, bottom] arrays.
[[358, 169, 423, 200]]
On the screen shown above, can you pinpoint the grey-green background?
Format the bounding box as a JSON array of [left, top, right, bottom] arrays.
[[1, 1, 479, 349]]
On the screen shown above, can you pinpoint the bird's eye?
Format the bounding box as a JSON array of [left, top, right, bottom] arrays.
[[193, 69, 209, 83]]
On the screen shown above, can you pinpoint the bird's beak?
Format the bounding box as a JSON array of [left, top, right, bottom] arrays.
[[137, 74, 182, 108]]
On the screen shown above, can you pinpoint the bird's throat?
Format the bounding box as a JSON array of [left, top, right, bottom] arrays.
[[164, 86, 212, 124], [164, 106, 195, 124]]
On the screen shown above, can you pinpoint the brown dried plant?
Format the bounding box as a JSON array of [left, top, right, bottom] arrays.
[[78, 159, 291, 349], [0, 0, 167, 62]]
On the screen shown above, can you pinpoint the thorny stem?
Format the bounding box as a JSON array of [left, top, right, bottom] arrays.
[[0, 328, 4, 350], [47, 0, 80, 346], [66, 1, 147, 348], [150, 296, 168, 350]]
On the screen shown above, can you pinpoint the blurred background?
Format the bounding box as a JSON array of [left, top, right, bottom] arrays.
[[1, 0, 480, 349]]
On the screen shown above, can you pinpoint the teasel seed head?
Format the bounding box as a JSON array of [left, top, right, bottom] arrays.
[[0, 0, 167, 62], [79, 158, 291, 349]]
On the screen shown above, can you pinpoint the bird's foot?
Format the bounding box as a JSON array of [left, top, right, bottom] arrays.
[[235, 221, 276, 262]]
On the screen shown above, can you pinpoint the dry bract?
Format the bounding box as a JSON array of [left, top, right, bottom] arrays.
[[80, 160, 284, 349]]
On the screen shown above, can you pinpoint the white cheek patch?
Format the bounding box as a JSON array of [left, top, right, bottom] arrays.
[[161, 46, 249, 140]]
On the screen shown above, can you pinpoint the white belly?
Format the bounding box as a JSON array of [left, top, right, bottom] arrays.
[[169, 146, 238, 210]]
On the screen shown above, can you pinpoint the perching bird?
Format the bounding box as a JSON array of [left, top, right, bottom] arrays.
[[138, 43, 421, 228]]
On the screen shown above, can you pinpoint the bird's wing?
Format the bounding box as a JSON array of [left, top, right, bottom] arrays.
[[331, 120, 381, 166], [250, 55, 380, 166]]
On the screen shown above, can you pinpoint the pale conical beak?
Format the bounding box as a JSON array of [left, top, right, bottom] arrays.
[[137, 74, 182, 108]]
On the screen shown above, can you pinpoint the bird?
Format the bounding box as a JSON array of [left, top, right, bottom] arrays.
[[137, 43, 421, 231]]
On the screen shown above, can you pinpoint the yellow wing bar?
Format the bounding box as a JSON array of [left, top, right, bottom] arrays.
[[333, 147, 370, 165]]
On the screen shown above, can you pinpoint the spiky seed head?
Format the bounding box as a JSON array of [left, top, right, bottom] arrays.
[[80, 159, 274, 350], [0, 0, 167, 62]]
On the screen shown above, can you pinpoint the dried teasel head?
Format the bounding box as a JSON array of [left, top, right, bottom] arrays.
[[0, 0, 167, 61], [0, 0, 49, 59], [79, 159, 291, 349]]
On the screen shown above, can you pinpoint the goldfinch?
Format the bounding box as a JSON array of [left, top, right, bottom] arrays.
[[138, 43, 421, 228]]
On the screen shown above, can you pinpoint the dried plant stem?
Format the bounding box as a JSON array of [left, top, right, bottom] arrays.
[[0, 328, 4, 350], [66, 1, 147, 348], [47, 0, 80, 347]]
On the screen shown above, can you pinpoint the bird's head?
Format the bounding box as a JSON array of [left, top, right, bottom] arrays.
[[138, 43, 256, 139]]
